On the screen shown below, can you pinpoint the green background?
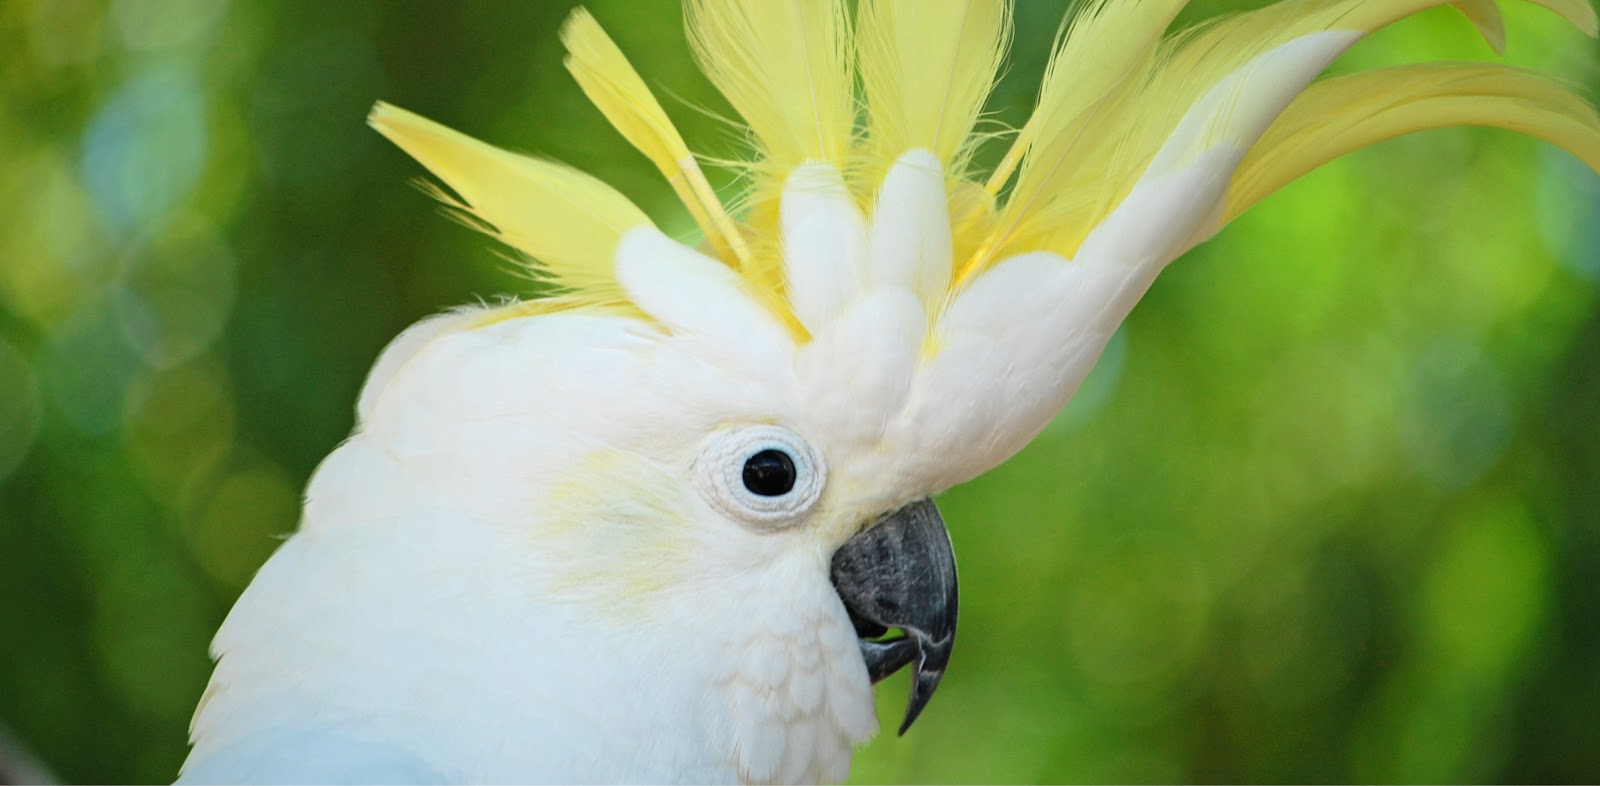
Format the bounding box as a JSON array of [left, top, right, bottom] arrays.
[[2, 0, 1598, 782]]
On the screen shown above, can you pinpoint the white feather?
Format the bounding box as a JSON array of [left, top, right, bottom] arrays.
[[355, 310, 480, 424], [866, 149, 953, 307], [795, 287, 924, 447], [1148, 31, 1364, 178], [615, 226, 799, 390], [781, 163, 867, 333], [886, 251, 1151, 490], [1075, 145, 1243, 271]]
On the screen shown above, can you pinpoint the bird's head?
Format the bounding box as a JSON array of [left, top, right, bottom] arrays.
[[188, 0, 1598, 782]]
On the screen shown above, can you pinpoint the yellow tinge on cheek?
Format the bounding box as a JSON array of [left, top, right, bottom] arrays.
[[535, 449, 701, 619]]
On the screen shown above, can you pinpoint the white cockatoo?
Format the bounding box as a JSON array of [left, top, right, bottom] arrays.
[[180, 0, 1600, 782]]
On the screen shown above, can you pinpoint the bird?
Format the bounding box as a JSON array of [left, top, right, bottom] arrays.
[[179, 0, 1600, 783]]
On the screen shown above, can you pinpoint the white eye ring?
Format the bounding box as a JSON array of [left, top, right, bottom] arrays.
[[693, 424, 826, 529]]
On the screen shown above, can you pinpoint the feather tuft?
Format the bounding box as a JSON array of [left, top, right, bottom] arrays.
[[560, 9, 751, 269], [857, 0, 1010, 177], [957, 0, 1600, 287], [685, 0, 855, 173], [368, 102, 651, 298], [966, 0, 1188, 279], [1224, 62, 1600, 225]]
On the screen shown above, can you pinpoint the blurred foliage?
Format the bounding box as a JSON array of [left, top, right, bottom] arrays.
[[1, 0, 1598, 783]]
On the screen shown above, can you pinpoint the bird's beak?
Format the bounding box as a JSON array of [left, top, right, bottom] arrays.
[[829, 497, 957, 735]]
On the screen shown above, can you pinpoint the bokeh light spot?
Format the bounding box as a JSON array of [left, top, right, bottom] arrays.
[[1354, 671, 1509, 783], [188, 462, 299, 589], [123, 360, 235, 502], [1352, 493, 1551, 782], [1539, 148, 1600, 285], [41, 293, 148, 437], [0, 147, 113, 323], [1421, 494, 1551, 682], [80, 66, 208, 234], [111, 0, 230, 51], [1401, 336, 1514, 490], [115, 213, 238, 368]]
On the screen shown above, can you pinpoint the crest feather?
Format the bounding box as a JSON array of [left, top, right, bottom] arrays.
[[368, 102, 650, 297], [1224, 62, 1600, 225], [857, 0, 1010, 176], [685, 0, 855, 173], [961, 0, 1600, 284], [970, 0, 1189, 276], [373, 0, 1600, 339], [560, 9, 751, 269]]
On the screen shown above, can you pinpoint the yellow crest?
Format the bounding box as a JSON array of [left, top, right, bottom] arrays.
[[370, 0, 1600, 334]]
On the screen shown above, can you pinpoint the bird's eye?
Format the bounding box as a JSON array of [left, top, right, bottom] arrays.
[[742, 449, 796, 496], [694, 425, 825, 529]]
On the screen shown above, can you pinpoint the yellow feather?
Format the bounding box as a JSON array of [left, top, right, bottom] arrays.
[[368, 102, 651, 297], [1224, 62, 1600, 224], [857, 0, 1010, 175], [986, 0, 1187, 189], [962, 0, 1599, 286], [948, 179, 998, 288], [560, 9, 751, 270], [964, 0, 1188, 280], [683, 0, 856, 328], [685, 0, 855, 173], [1333, 0, 1598, 42], [1536, 0, 1600, 34], [466, 295, 647, 330]]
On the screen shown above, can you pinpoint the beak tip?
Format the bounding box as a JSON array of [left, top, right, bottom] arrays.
[[897, 657, 947, 735]]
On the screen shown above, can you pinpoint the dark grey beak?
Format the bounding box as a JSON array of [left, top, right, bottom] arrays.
[[829, 497, 957, 735]]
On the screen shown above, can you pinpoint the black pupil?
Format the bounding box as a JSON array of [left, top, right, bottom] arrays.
[[742, 449, 797, 497]]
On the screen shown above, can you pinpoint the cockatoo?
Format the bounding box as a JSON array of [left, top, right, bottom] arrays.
[[180, 0, 1600, 782]]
